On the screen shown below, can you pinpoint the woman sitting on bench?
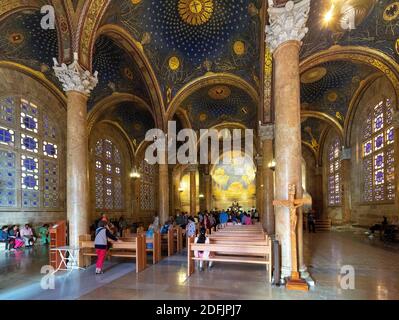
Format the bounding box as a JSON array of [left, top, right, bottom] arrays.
[[194, 227, 214, 271]]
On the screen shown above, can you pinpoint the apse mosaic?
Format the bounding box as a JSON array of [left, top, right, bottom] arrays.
[[211, 151, 256, 211], [180, 84, 257, 130], [0, 9, 60, 88], [90, 36, 152, 110], [97, 102, 156, 145], [101, 0, 262, 100], [302, 0, 399, 63], [301, 60, 375, 122]]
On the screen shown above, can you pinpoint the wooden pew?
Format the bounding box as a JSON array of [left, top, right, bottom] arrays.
[[79, 234, 147, 273], [187, 236, 272, 283], [161, 227, 183, 256]]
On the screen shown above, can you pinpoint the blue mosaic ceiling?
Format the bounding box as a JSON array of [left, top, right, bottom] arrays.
[[0, 9, 60, 87], [301, 117, 328, 152], [302, 0, 399, 62], [301, 60, 376, 124], [101, 0, 262, 101], [180, 84, 257, 130], [89, 35, 152, 110], [97, 102, 155, 144]]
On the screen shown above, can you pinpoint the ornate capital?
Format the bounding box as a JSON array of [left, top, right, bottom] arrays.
[[341, 148, 351, 161], [259, 123, 275, 141], [53, 52, 98, 96], [266, 0, 311, 53]]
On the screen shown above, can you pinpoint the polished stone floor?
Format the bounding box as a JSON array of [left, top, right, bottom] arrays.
[[0, 230, 399, 300]]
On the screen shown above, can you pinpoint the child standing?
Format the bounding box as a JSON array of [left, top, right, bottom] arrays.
[[94, 221, 119, 274]]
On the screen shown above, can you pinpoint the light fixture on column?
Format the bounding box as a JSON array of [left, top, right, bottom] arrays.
[[130, 166, 141, 179], [199, 194, 205, 198], [268, 159, 276, 170]]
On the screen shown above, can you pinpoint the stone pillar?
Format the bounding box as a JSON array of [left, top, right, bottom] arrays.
[[266, 0, 310, 279], [188, 165, 197, 216], [204, 169, 212, 212], [172, 170, 181, 215], [255, 156, 264, 220], [341, 148, 352, 224], [259, 124, 275, 234], [199, 166, 206, 212], [159, 164, 169, 224], [314, 165, 324, 219], [53, 53, 98, 248], [393, 112, 399, 214]]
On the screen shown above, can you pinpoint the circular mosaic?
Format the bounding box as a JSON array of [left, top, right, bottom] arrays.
[[383, 2, 399, 21], [8, 32, 24, 45], [178, 0, 214, 25], [327, 91, 338, 102], [233, 40, 246, 56], [199, 113, 207, 122], [168, 56, 180, 70], [301, 67, 327, 84], [208, 85, 231, 100]]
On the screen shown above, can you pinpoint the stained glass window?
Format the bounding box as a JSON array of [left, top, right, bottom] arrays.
[[328, 137, 341, 206], [362, 99, 395, 202], [0, 97, 60, 209], [94, 139, 124, 210]]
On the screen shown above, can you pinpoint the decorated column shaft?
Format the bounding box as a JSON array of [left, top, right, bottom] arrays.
[[53, 53, 98, 248], [260, 124, 275, 234], [159, 164, 169, 224], [266, 0, 310, 278]]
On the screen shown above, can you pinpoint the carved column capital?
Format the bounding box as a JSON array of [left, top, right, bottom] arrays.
[[341, 148, 352, 161], [266, 0, 311, 53], [53, 52, 98, 96], [259, 123, 275, 141]]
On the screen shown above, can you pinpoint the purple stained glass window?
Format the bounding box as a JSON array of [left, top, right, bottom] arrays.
[[364, 141, 372, 156], [23, 176, 37, 188], [23, 137, 36, 150], [375, 154, 383, 168], [0, 129, 12, 143], [375, 116, 383, 131], [23, 116, 36, 130], [23, 158, 36, 171], [387, 128, 394, 143], [44, 144, 56, 156], [376, 170, 384, 184]]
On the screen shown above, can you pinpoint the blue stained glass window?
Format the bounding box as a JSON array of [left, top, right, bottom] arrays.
[[23, 137, 37, 150], [376, 171, 384, 184], [375, 154, 383, 168], [23, 116, 36, 130], [23, 158, 37, 171], [0, 129, 12, 143], [45, 144, 56, 155], [23, 176, 37, 188]]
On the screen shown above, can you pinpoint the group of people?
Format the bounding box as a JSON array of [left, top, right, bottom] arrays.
[[0, 224, 51, 251]]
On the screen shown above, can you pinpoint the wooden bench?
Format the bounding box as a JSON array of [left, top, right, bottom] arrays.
[[79, 234, 147, 273], [187, 236, 273, 283], [161, 227, 183, 256], [122, 231, 162, 264]]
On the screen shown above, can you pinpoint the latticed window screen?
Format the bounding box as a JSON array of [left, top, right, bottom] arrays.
[[0, 97, 60, 208], [362, 99, 395, 202], [94, 139, 124, 210], [140, 159, 156, 211], [328, 137, 341, 206]]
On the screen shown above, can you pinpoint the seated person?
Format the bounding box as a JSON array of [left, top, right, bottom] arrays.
[[194, 227, 214, 271], [38, 224, 50, 245], [8, 226, 24, 249], [160, 221, 172, 234], [0, 226, 13, 251], [20, 224, 36, 247], [146, 224, 155, 249], [244, 213, 252, 225]]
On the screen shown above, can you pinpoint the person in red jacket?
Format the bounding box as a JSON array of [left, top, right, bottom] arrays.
[[94, 220, 119, 274]]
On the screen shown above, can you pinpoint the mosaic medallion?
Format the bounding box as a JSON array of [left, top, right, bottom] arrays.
[[301, 67, 327, 84], [208, 85, 231, 100], [178, 0, 214, 26], [383, 2, 399, 21]]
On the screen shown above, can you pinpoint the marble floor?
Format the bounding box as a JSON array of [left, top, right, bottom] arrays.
[[0, 230, 399, 300]]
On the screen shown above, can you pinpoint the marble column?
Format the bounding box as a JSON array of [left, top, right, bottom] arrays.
[[393, 112, 399, 214], [189, 166, 197, 215], [341, 148, 352, 224], [314, 165, 324, 219], [172, 170, 181, 215], [255, 156, 264, 220], [53, 53, 98, 248], [199, 166, 206, 212], [204, 173, 212, 212], [159, 164, 169, 224], [266, 0, 310, 279], [259, 124, 275, 235]]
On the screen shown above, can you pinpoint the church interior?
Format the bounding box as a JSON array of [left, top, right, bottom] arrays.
[[1, 0, 399, 301]]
